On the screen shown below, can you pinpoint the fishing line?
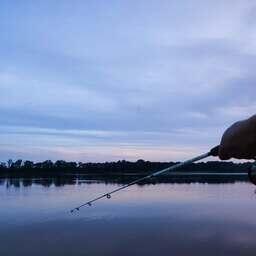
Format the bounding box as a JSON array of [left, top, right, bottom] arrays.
[[70, 145, 220, 213]]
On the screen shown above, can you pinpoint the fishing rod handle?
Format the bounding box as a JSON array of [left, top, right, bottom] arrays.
[[209, 145, 220, 157]]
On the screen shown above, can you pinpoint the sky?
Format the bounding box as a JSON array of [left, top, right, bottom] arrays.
[[1, 0, 256, 162]]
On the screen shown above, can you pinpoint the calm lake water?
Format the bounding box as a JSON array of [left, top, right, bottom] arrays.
[[1, 178, 256, 256]]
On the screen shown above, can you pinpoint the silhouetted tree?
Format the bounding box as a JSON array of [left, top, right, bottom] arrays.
[[0, 162, 6, 168], [12, 159, 22, 168], [23, 161, 34, 169], [54, 160, 67, 169], [41, 160, 54, 169], [7, 159, 13, 168]]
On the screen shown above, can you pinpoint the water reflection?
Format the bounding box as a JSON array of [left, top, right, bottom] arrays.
[[0, 173, 250, 189], [3, 177, 77, 189]]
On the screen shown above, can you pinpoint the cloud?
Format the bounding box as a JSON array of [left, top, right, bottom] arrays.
[[0, 0, 256, 161]]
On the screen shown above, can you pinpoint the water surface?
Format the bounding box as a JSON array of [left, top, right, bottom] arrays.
[[1, 178, 256, 256]]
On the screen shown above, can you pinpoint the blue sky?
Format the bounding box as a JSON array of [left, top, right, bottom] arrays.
[[1, 0, 256, 162]]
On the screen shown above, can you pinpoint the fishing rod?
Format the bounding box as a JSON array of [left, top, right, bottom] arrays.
[[70, 145, 220, 213]]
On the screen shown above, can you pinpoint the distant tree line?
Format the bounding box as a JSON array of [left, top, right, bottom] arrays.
[[0, 159, 252, 178]]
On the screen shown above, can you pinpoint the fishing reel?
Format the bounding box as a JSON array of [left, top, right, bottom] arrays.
[[248, 162, 256, 185]]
